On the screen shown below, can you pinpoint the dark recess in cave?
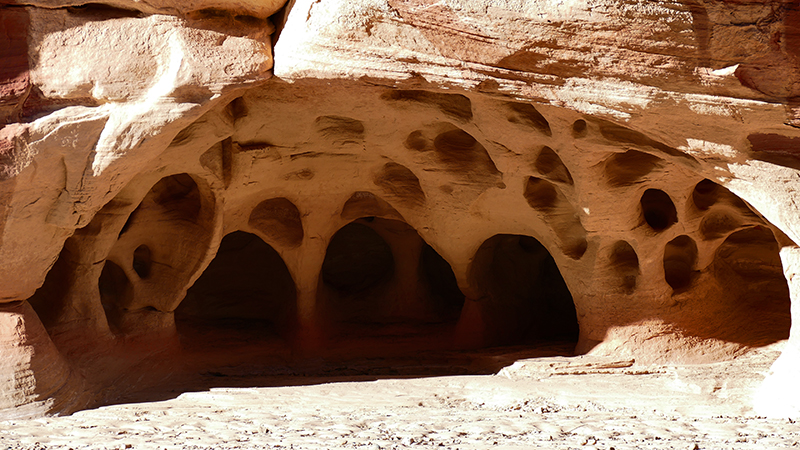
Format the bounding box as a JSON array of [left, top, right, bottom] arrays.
[[470, 234, 579, 346], [175, 231, 297, 337], [641, 189, 678, 231]]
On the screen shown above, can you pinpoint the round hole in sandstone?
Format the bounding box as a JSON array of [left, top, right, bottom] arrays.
[[132, 245, 152, 279], [641, 189, 677, 231], [426, 125, 502, 186], [469, 234, 578, 347], [373, 163, 427, 208], [434, 128, 478, 156], [663, 235, 698, 292], [572, 119, 587, 137], [175, 231, 297, 338], [404, 130, 429, 151], [692, 179, 718, 211], [433, 128, 486, 171]]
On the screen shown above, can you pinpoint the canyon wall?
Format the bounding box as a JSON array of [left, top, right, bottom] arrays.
[[1, 0, 800, 417]]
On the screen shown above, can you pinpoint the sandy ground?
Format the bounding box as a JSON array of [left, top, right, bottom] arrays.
[[2, 342, 800, 450]]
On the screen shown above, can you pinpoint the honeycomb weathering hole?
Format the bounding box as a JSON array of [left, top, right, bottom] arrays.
[[176, 231, 297, 335], [432, 127, 502, 183], [609, 240, 639, 293], [248, 197, 304, 247], [700, 210, 740, 240], [692, 179, 758, 217], [604, 150, 663, 187], [149, 173, 202, 221], [373, 163, 426, 207], [381, 89, 473, 121], [572, 119, 587, 137], [641, 189, 677, 231], [534, 146, 573, 185], [663, 235, 698, 292], [314, 115, 365, 142], [505, 102, 552, 136], [524, 176, 558, 210], [132, 245, 151, 279], [692, 179, 719, 210], [404, 130, 428, 151], [469, 234, 578, 347]]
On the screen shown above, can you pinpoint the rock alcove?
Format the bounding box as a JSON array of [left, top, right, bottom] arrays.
[[2, 0, 800, 417]]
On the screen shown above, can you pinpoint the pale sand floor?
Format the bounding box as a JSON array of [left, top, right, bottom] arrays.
[[2, 342, 799, 449]]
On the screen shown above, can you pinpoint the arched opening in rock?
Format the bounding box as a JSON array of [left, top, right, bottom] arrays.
[[88, 173, 217, 336], [641, 188, 677, 231], [708, 226, 791, 346], [469, 234, 578, 348], [321, 221, 395, 311], [175, 231, 297, 344], [318, 217, 464, 347]]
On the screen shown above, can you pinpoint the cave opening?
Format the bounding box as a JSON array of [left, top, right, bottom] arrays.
[[318, 217, 464, 349], [174, 231, 297, 345], [469, 234, 579, 349], [708, 226, 791, 346]]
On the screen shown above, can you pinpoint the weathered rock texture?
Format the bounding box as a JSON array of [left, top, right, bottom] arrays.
[[1, 0, 800, 417]]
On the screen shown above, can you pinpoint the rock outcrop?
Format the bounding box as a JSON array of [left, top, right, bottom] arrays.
[[1, 0, 800, 417]]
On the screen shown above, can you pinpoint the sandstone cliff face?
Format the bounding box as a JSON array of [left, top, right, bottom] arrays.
[[0, 0, 799, 416]]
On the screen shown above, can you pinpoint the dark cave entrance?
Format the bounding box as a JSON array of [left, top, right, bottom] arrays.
[[707, 226, 791, 346], [318, 217, 464, 348], [469, 234, 579, 348], [175, 231, 297, 343], [684, 179, 791, 347]]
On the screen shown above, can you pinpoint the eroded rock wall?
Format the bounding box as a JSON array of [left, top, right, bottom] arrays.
[[0, 0, 799, 416]]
